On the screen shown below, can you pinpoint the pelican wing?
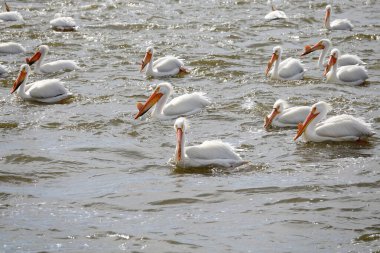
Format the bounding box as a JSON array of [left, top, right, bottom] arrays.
[[50, 17, 76, 27], [331, 19, 353, 30], [316, 115, 374, 138], [185, 140, 241, 161], [41, 60, 79, 73], [28, 79, 68, 98], [278, 58, 304, 79], [278, 106, 310, 124], [264, 10, 287, 20], [336, 65, 368, 83], [153, 56, 184, 73], [163, 92, 210, 116], [338, 54, 365, 66]]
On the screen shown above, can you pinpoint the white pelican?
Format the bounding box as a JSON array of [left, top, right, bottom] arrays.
[[301, 39, 365, 70], [266, 46, 305, 80], [140, 47, 189, 77], [264, 5, 287, 21], [174, 117, 245, 168], [10, 64, 73, 103], [294, 101, 374, 142], [324, 5, 353, 31], [50, 16, 77, 31], [134, 82, 210, 120], [26, 45, 79, 74], [324, 48, 368, 85], [264, 99, 310, 129], [0, 1, 23, 21], [0, 42, 26, 54], [0, 64, 8, 75]]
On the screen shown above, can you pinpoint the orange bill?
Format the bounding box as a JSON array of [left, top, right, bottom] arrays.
[[301, 42, 324, 56], [26, 51, 42, 66], [140, 51, 152, 72], [11, 69, 27, 94], [265, 53, 278, 77], [264, 108, 279, 128], [176, 128, 183, 161], [134, 89, 163, 119], [293, 108, 319, 140], [323, 54, 337, 76]]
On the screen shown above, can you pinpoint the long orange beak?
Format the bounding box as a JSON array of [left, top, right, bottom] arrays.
[[140, 51, 152, 72], [264, 108, 279, 128], [265, 53, 278, 77], [293, 108, 319, 141], [26, 51, 42, 66], [5, 1, 10, 12], [134, 89, 163, 119], [323, 54, 337, 76], [176, 128, 183, 162], [11, 69, 27, 94], [324, 9, 330, 27], [301, 42, 325, 56]]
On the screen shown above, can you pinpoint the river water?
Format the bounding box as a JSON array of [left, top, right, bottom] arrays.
[[1, 0, 379, 252]]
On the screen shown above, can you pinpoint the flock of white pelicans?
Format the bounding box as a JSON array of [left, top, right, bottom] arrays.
[[0, 2, 375, 168]]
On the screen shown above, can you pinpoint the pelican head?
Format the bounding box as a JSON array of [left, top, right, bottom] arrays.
[[301, 39, 331, 56], [265, 46, 282, 77], [264, 99, 288, 128], [11, 64, 31, 94], [323, 48, 340, 76], [294, 101, 332, 140], [174, 117, 187, 162], [134, 82, 173, 119], [140, 46, 154, 72], [26, 45, 49, 66]]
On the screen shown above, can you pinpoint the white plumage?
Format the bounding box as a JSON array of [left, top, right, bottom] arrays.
[[0, 42, 26, 54], [140, 47, 189, 77], [264, 5, 287, 21], [266, 46, 305, 80], [324, 5, 353, 31], [324, 49, 368, 85], [134, 82, 210, 120], [26, 45, 79, 74], [0, 64, 8, 75], [10, 64, 73, 103], [264, 99, 310, 128], [50, 16, 77, 31], [174, 117, 244, 168], [294, 101, 374, 142]]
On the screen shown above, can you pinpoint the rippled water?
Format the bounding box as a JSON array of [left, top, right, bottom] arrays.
[[1, 0, 380, 252]]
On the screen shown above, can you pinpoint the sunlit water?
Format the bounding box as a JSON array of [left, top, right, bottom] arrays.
[[1, 1, 380, 252]]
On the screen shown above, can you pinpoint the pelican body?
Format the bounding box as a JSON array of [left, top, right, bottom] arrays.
[[324, 5, 353, 31], [10, 64, 73, 103], [324, 49, 368, 85], [140, 47, 189, 77], [264, 99, 310, 128], [134, 82, 210, 120], [174, 117, 244, 168], [301, 39, 365, 70], [294, 101, 374, 142], [264, 5, 287, 21], [0, 2, 23, 22], [50, 16, 77, 31], [0, 42, 26, 54], [26, 45, 79, 74], [266, 46, 305, 80]]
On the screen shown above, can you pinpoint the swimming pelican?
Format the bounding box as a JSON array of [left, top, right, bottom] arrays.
[[294, 101, 374, 142], [26, 45, 79, 74], [0, 1, 23, 21], [324, 5, 353, 31], [301, 39, 365, 70], [264, 99, 310, 128], [134, 82, 210, 120], [264, 5, 287, 21], [10, 64, 73, 103], [0, 42, 26, 54], [324, 48, 368, 85], [0, 64, 7, 75], [140, 47, 189, 77], [266, 46, 305, 80], [174, 117, 245, 168], [50, 16, 77, 31]]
